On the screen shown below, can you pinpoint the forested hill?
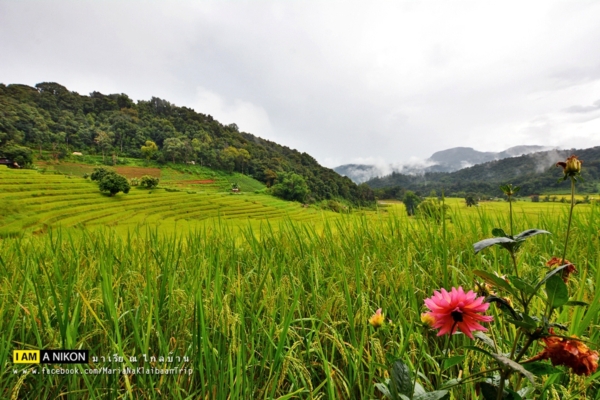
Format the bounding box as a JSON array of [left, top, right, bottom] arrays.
[[366, 147, 600, 197], [0, 82, 374, 205]]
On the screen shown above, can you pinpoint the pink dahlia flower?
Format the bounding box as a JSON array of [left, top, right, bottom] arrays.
[[423, 287, 493, 339]]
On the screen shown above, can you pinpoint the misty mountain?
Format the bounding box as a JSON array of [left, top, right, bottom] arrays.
[[365, 146, 600, 198], [335, 145, 553, 183], [427, 145, 551, 171]]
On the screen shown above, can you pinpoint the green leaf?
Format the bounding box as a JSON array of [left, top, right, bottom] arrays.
[[505, 388, 523, 400], [532, 264, 570, 294], [473, 270, 515, 294], [375, 382, 393, 399], [522, 362, 563, 376], [545, 274, 569, 308], [442, 355, 465, 370], [413, 383, 426, 396], [565, 300, 588, 307], [486, 295, 519, 319], [517, 387, 535, 398], [414, 391, 449, 400], [480, 382, 500, 400], [509, 276, 536, 295], [514, 229, 551, 241], [389, 359, 413, 400], [506, 318, 537, 331], [492, 228, 508, 237], [473, 237, 516, 254], [490, 353, 536, 385]]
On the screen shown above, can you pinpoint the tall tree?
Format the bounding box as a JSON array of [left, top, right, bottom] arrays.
[[163, 137, 185, 163], [94, 130, 113, 162], [141, 140, 158, 162]]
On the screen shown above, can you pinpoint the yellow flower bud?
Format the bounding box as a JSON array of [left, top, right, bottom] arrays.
[[369, 308, 385, 328], [420, 312, 436, 328]]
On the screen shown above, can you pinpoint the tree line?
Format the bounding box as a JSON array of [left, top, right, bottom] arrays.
[[0, 82, 374, 206]]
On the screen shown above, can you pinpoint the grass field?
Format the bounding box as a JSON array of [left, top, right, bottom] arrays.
[[0, 164, 599, 399]]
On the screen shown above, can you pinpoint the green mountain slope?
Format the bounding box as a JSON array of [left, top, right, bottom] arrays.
[[0, 82, 374, 206]]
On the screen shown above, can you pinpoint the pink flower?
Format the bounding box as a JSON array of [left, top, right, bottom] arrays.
[[423, 287, 493, 339]]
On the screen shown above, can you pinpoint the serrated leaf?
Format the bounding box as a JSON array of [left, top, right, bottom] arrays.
[[509, 276, 536, 295], [490, 353, 535, 385], [474, 331, 496, 349], [514, 229, 551, 241], [473, 270, 515, 294], [414, 391, 449, 400], [492, 228, 508, 237], [522, 362, 563, 376], [565, 300, 588, 307], [442, 355, 465, 370], [545, 274, 569, 308], [473, 237, 516, 254], [389, 359, 413, 399]]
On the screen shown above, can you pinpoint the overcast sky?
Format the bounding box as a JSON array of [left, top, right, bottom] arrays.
[[2, 1, 600, 168]]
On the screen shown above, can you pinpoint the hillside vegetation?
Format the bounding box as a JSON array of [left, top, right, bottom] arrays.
[[0, 82, 374, 206], [367, 147, 600, 198]]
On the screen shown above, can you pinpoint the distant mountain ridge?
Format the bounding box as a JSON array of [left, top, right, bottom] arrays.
[[335, 145, 553, 183], [364, 146, 600, 197]]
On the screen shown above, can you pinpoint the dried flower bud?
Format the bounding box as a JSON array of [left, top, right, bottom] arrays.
[[556, 155, 582, 179], [546, 257, 577, 282]]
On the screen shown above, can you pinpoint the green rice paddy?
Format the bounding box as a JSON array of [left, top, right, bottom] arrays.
[[0, 164, 598, 399]]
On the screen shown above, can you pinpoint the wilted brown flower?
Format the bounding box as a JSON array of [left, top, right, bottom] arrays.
[[556, 155, 582, 179], [529, 332, 599, 376], [546, 257, 577, 282]]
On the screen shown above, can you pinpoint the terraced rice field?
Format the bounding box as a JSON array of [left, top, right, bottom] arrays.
[[0, 166, 336, 237]]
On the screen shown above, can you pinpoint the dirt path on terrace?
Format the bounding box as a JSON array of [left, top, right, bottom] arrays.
[[115, 166, 161, 178]]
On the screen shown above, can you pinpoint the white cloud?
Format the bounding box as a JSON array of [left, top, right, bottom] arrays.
[[1, 0, 600, 166], [192, 86, 274, 139]]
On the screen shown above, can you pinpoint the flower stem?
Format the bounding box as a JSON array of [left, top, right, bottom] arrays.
[[514, 334, 536, 363], [497, 370, 507, 400], [509, 328, 522, 359], [510, 251, 519, 279], [440, 367, 501, 389], [509, 194, 514, 237], [561, 178, 576, 264]]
